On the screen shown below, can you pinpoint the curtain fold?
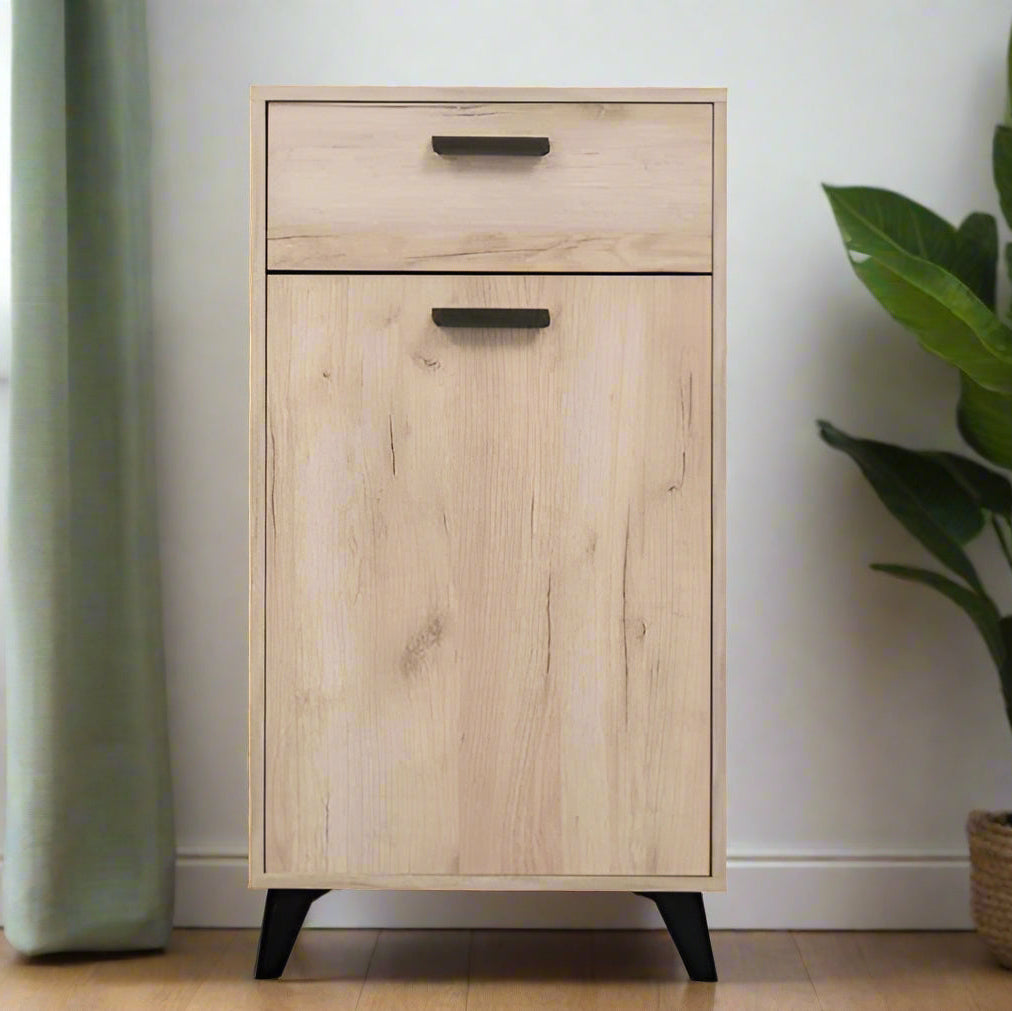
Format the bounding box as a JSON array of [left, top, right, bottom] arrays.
[[4, 0, 174, 954]]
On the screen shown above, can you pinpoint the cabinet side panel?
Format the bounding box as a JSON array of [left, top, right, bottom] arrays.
[[711, 100, 727, 883], [249, 94, 267, 884]]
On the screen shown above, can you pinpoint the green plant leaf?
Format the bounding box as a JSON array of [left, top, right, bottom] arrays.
[[823, 186, 956, 263], [994, 125, 1012, 231], [957, 373, 1012, 467], [924, 449, 1012, 519], [818, 421, 984, 590], [821, 188, 995, 306], [871, 564, 1003, 664], [1005, 241, 1012, 323], [824, 186, 1012, 391], [953, 213, 998, 308], [852, 254, 1012, 390]]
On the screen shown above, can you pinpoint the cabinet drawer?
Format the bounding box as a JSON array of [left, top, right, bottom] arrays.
[[266, 102, 713, 272], [264, 273, 712, 879]]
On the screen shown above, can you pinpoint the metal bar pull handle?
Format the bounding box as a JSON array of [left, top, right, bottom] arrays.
[[431, 135, 550, 157], [432, 308, 551, 329]]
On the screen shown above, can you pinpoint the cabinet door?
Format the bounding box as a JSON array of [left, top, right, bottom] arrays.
[[265, 274, 711, 879]]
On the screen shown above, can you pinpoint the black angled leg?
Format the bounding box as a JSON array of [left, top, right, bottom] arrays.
[[254, 888, 329, 979], [637, 891, 717, 981]]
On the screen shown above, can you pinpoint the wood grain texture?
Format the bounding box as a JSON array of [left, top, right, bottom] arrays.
[[588, 931, 709, 1009], [186, 929, 378, 1009], [793, 932, 890, 1011], [0, 933, 100, 1010], [253, 86, 727, 104], [850, 932, 981, 1011], [251, 871, 722, 891], [710, 98, 727, 885], [267, 102, 712, 272], [264, 273, 712, 883], [248, 92, 267, 884], [355, 931, 470, 1010], [10, 931, 1009, 1009], [710, 933, 820, 1010], [468, 929, 716, 1010], [467, 930, 594, 1010], [795, 931, 1009, 1011], [64, 931, 235, 1011]]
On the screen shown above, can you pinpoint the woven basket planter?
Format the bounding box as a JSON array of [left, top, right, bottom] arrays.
[[968, 810, 1012, 968]]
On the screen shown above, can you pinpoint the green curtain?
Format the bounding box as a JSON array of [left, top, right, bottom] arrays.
[[4, 1, 174, 953]]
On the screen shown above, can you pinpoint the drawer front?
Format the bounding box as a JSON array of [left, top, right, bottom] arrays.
[[267, 102, 713, 272], [264, 273, 712, 879]]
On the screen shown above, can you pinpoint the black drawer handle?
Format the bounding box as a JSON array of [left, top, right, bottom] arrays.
[[431, 135, 550, 157], [432, 308, 551, 329]]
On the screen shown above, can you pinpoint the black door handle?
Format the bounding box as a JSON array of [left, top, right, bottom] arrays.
[[431, 136, 550, 157], [432, 308, 551, 329]]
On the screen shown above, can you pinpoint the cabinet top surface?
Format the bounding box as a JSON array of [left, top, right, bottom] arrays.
[[251, 85, 727, 104]]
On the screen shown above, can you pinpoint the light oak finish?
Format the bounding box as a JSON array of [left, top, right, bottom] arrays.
[[63, 931, 236, 1010], [6, 931, 1010, 1010], [188, 929, 379, 1009], [795, 931, 1012, 1011], [251, 871, 724, 891], [252, 87, 728, 894], [0, 934, 99, 1010], [467, 930, 593, 1010], [248, 92, 267, 880], [710, 98, 727, 887], [356, 931, 470, 1010], [253, 86, 727, 104], [267, 102, 713, 272], [265, 274, 712, 883]]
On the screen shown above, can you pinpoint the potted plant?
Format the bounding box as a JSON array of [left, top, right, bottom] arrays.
[[818, 28, 1012, 966]]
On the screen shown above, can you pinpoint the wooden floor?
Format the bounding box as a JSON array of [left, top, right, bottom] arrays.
[[2, 929, 1010, 1009]]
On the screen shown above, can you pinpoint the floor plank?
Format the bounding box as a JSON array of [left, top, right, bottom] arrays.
[[0, 934, 99, 1011], [184, 928, 378, 1009], [794, 932, 889, 1011], [796, 930, 1012, 1011], [1, 929, 1011, 1009], [946, 932, 1012, 1011], [356, 930, 470, 1010], [467, 930, 597, 1010], [709, 932, 819, 1010], [590, 930, 713, 1009], [63, 930, 233, 1011], [853, 932, 980, 1011]]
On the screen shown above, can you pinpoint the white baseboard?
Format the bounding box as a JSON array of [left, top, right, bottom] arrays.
[[174, 851, 974, 930]]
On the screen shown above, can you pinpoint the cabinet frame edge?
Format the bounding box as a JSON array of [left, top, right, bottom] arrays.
[[248, 89, 728, 890], [710, 99, 727, 886], [250, 871, 727, 892], [250, 84, 726, 104], [249, 91, 268, 884]]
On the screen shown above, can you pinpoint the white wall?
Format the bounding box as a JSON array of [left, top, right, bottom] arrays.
[[0, 0, 10, 874], [144, 0, 1012, 927]]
